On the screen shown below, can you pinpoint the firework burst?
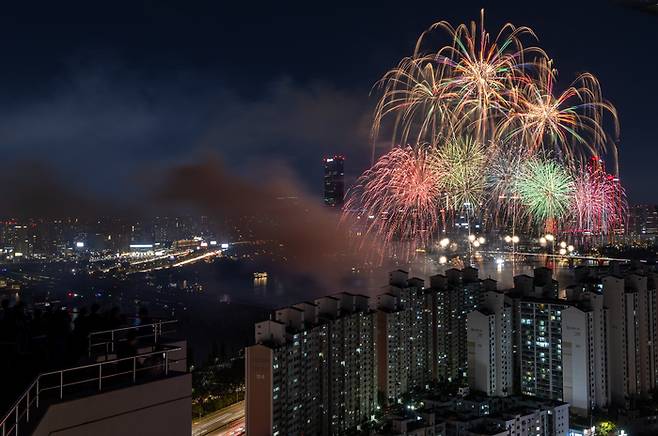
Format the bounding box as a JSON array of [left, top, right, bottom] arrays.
[[485, 141, 524, 227], [344, 146, 443, 255], [430, 136, 487, 211], [372, 9, 543, 151], [572, 158, 627, 235], [428, 9, 543, 139], [499, 60, 619, 170], [517, 158, 575, 228]]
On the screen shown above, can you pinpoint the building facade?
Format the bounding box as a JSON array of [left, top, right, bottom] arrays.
[[246, 292, 377, 436], [323, 155, 345, 207], [467, 291, 513, 397]]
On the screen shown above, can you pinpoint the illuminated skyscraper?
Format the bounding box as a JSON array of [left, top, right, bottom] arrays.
[[323, 155, 345, 207]]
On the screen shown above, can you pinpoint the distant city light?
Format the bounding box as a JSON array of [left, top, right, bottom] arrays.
[[75, 242, 84, 248], [220, 243, 229, 249]]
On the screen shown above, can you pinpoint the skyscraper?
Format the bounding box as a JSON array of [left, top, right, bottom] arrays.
[[323, 155, 345, 207]]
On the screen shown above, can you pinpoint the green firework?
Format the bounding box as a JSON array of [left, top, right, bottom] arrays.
[[517, 158, 574, 224]]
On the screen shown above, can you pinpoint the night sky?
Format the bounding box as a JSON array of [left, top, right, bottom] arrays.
[[0, 0, 656, 207]]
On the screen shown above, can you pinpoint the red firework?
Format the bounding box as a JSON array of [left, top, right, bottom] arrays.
[[572, 157, 627, 235], [344, 146, 442, 256]]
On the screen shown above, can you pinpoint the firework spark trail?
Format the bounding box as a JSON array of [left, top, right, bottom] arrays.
[[498, 60, 619, 169], [572, 159, 628, 235], [485, 141, 524, 227], [344, 146, 442, 256], [427, 9, 544, 142], [373, 9, 544, 153]]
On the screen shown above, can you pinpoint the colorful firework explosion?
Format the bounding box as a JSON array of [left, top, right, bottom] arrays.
[[346, 9, 626, 257], [516, 158, 575, 226], [345, 146, 443, 254], [572, 158, 627, 235]]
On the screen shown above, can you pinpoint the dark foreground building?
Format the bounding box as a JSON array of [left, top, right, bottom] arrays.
[[0, 319, 190, 435]]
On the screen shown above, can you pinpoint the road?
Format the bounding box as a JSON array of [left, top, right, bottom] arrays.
[[192, 401, 245, 436]]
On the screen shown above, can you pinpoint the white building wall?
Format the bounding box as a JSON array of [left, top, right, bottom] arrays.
[[603, 275, 628, 405], [562, 306, 590, 415], [467, 291, 512, 397]]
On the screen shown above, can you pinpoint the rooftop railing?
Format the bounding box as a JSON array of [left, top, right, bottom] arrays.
[[87, 319, 178, 357], [0, 346, 183, 436]]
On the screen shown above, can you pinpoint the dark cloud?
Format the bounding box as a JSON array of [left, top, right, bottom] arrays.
[[0, 70, 372, 199], [0, 161, 109, 218]]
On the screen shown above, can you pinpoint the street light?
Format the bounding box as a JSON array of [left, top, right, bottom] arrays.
[[504, 235, 512, 243], [567, 245, 574, 253], [473, 240, 480, 248], [468, 234, 476, 243], [439, 238, 450, 248], [477, 236, 485, 244], [511, 235, 520, 244], [539, 237, 547, 245], [559, 241, 567, 249], [439, 255, 447, 265], [544, 234, 555, 242], [559, 248, 567, 255]]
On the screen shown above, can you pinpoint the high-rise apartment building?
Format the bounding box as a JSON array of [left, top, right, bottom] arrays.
[[375, 270, 431, 403], [429, 267, 485, 382], [517, 299, 567, 401], [245, 292, 376, 436], [603, 273, 657, 407], [467, 290, 513, 397], [562, 290, 610, 415]]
